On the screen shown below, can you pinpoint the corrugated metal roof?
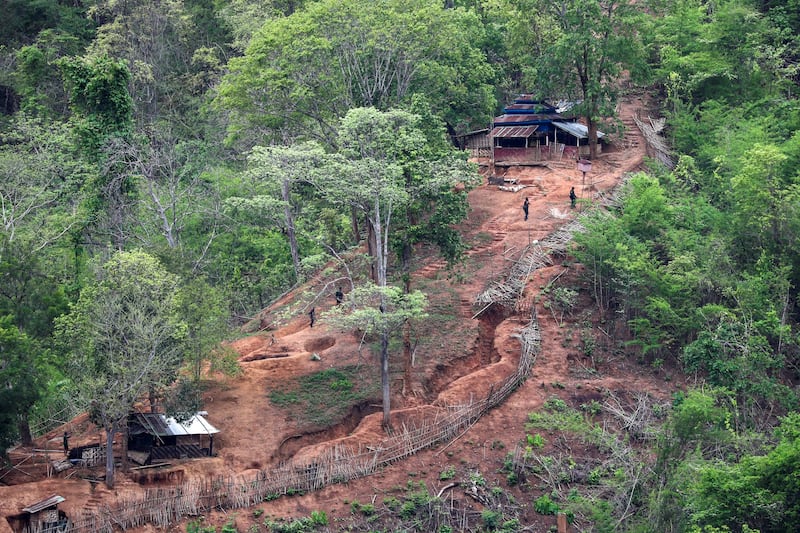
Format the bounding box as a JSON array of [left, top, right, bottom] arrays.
[[133, 413, 220, 437], [493, 114, 556, 125], [504, 103, 558, 114], [489, 125, 539, 138], [552, 121, 605, 139], [23, 495, 64, 514]]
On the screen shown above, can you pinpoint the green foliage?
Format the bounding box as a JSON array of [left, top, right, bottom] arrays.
[[55, 250, 188, 485], [0, 317, 41, 454], [186, 519, 216, 533], [264, 510, 327, 533], [57, 55, 133, 157], [176, 277, 231, 382], [162, 377, 203, 423], [481, 509, 501, 530], [526, 433, 545, 448], [533, 494, 560, 515], [439, 466, 456, 480], [523, 0, 648, 157], [680, 413, 800, 532], [350, 500, 375, 516], [216, 0, 495, 147]]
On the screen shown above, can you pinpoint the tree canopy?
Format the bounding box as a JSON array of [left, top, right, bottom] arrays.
[[216, 0, 496, 147], [55, 250, 187, 487]]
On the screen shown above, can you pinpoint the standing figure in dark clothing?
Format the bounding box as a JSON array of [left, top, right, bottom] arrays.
[[569, 187, 577, 208], [63, 431, 69, 454], [522, 197, 530, 221], [335, 287, 344, 305], [309, 307, 316, 328]]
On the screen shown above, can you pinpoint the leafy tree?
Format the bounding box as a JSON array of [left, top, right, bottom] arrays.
[[0, 114, 89, 247], [98, 130, 224, 259], [0, 317, 42, 454], [216, 0, 308, 52], [390, 96, 482, 275], [323, 284, 427, 428], [216, 0, 495, 147], [13, 30, 85, 117], [59, 54, 135, 249], [58, 54, 133, 158], [55, 250, 187, 488], [525, 0, 647, 158], [685, 412, 800, 532], [85, 0, 206, 124], [235, 141, 328, 280], [316, 107, 478, 427], [0, 0, 93, 49], [175, 277, 231, 382], [730, 143, 797, 263]]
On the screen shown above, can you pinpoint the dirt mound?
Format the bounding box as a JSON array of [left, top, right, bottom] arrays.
[[304, 336, 335, 353]]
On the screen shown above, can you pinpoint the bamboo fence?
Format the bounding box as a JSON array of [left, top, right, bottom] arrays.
[[633, 113, 675, 169]]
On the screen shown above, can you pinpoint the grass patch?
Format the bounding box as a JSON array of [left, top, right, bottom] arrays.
[[268, 366, 379, 428], [526, 397, 594, 434]]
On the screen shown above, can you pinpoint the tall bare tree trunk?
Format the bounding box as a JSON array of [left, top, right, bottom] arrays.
[[105, 425, 116, 489], [17, 416, 33, 447], [282, 178, 301, 279], [380, 330, 391, 429], [588, 119, 598, 160], [366, 218, 377, 282], [350, 206, 360, 244]]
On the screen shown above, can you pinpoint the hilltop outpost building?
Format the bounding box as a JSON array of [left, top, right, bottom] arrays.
[[456, 95, 605, 164]]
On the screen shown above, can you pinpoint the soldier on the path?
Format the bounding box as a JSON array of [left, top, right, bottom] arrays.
[[309, 307, 316, 328], [522, 197, 530, 220], [569, 187, 577, 208]]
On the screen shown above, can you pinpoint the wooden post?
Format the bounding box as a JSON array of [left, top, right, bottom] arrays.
[[557, 512, 568, 533]]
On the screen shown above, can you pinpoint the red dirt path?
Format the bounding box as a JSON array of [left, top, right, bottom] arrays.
[[0, 94, 686, 531]]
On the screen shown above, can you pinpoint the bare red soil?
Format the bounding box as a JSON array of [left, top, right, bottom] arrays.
[[0, 94, 686, 531]]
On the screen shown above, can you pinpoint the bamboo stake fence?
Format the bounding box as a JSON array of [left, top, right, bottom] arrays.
[[633, 113, 675, 170], [27, 165, 650, 533]]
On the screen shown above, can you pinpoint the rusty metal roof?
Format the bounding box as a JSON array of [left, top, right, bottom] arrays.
[[489, 125, 539, 138], [493, 114, 549, 124], [23, 495, 64, 514]]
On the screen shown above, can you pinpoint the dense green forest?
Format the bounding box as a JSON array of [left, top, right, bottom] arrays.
[[1, 0, 800, 530]]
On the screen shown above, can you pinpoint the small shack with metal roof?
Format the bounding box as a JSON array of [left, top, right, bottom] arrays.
[[127, 412, 219, 465], [7, 495, 67, 533]]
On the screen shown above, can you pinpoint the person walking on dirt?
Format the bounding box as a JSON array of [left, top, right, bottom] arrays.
[[569, 187, 577, 208], [522, 197, 529, 220], [308, 307, 316, 328], [335, 287, 344, 305], [63, 431, 69, 454]]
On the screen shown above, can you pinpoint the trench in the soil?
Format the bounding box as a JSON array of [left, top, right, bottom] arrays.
[[419, 305, 505, 402], [278, 306, 506, 455], [274, 400, 380, 460]]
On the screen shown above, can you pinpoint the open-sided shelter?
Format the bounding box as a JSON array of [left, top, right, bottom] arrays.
[[127, 412, 219, 465]]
